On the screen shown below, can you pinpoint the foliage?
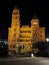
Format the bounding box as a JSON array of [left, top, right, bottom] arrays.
[[33, 42, 48, 57], [0, 42, 8, 57], [33, 42, 47, 50]]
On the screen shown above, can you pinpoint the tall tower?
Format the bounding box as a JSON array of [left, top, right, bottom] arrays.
[[11, 6, 20, 27], [8, 6, 20, 51], [31, 15, 39, 27], [31, 15, 39, 43], [11, 6, 20, 38], [31, 15, 45, 43]]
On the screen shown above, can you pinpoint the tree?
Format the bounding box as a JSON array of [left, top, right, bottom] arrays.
[[35, 42, 48, 57], [0, 42, 8, 57], [38, 42, 47, 50]]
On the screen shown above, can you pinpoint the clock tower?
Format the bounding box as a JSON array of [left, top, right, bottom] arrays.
[[31, 15, 39, 27], [11, 6, 20, 27], [8, 6, 20, 51]]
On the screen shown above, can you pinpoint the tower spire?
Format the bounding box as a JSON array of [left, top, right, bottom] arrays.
[[33, 14, 38, 19], [14, 6, 18, 10]]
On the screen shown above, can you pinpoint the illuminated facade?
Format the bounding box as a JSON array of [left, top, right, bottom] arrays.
[[8, 7, 45, 53]]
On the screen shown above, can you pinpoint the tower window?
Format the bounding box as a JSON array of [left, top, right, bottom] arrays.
[[14, 34, 16, 36], [16, 11, 18, 14], [13, 11, 18, 15], [14, 29, 16, 31], [41, 31, 42, 33], [16, 17, 17, 19]]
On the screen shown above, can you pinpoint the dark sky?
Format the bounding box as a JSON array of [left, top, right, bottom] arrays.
[[0, 0, 49, 39]]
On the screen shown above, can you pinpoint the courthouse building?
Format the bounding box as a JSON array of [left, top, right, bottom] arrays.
[[8, 6, 45, 53]]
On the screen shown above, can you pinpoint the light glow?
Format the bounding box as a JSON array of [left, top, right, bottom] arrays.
[[46, 38, 49, 42], [31, 53, 34, 57]]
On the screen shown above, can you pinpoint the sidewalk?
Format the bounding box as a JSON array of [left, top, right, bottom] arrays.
[[0, 56, 34, 62]]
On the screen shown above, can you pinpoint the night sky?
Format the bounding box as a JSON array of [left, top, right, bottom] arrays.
[[0, 0, 49, 39]]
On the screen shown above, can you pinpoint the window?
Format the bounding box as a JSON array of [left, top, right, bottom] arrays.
[[41, 31, 42, 33], [10, 44, 12, 48], [15, 17, 18, 19], [14, 29, 16, 31], [14, 34, 16, 36], [16, 11, 18, 14], [28, 31, 31, 33], [13, 39, 16, 42], [20, 40, 22, 42], [13, 11, 18, 15], [13, 45, 15, 48], [41, 35, 42, 38]]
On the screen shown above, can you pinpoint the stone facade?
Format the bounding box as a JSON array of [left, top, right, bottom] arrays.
[[8, 6, 45, 53]]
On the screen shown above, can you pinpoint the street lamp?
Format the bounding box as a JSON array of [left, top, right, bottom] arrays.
[[31, 53, 34, 57], [46, 38, 49, 42], [46, 38, 49, 57]]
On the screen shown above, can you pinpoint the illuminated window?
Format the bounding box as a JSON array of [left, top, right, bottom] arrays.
[[13, 11, 18, 15], [19, 34, 21, 37]]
